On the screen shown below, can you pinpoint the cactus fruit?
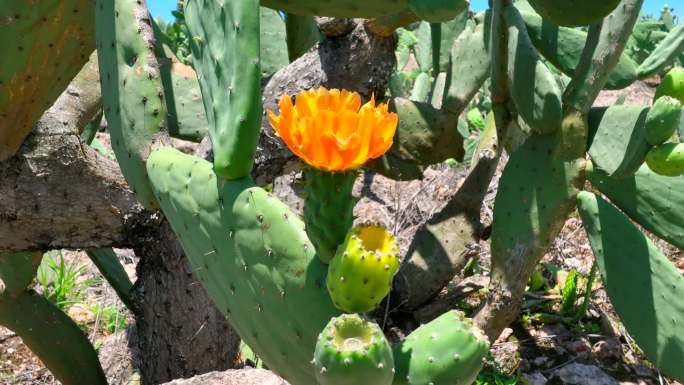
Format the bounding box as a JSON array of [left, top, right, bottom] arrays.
[[185, 0, 262, 180], [313, 314, 395, 385], [645, 142, 684, 176], [304, 169, 358, 263], [587, 105, 650, 178], [587, 163, 684, 250], [655, 67, 684, 103], [526, 0, 621, 26], [393, 310, 490, 385], [645, 96, 681, 145], [327, 225, 399, 313], [577, 192, 684, 383]]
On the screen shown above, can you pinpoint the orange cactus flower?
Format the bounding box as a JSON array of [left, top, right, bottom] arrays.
[[267, 87, 398, 172]]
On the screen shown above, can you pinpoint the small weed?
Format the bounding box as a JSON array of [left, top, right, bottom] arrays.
[[36, 251, 98, 310], [90, 304, 128, 335], [476, 366, 518, 385]]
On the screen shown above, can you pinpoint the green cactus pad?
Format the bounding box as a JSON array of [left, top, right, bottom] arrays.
[[0, 1, 95, 160], [285, 13, 321, 62], [430, 11, 469, 73], [504, 5, 563, 135], [304, 169, 357, 264], [655, 67, 684, 103], [0, 252, 42, 297], [147, 147, 340, 385], [393, 310, 489, 385], [587, 105, 650, 178], [185, 0, 262, 180], [260, 7, 290, 77], [313, 314, 395, 385], [646, 96, 681, 145], [577, 192, 684, 383], [408, 0, 469, 23], [261, 0, 410, 18], [410, 72, 431, 103], [0, 291, 108, 385], [327, 225, 399, 313], [637, 23, 684, 79], [527, 0, 620, 26], [96, 0, 169, 209], [518, 10, 638, 90], [645, 142, 684, 177], [587, 163, 684, 250]]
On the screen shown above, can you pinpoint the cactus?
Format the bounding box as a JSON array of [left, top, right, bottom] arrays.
[[577, 192, 684, 382], [646, 96, 681, 145], [637, 23, 684, 79], [587, 105, 650, 178], [260, 8, 290, 77], [393, 310, 490, 385], [313, 314, 395, 385], [327, 225, 399, 313], [0, 1, 95, 161], [655, 66, 684, 103], [645, 142, 684, 176], [526, 0, 621, 26]]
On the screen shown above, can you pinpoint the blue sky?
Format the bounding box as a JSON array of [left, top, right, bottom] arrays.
[[148, 0, 682, 22]]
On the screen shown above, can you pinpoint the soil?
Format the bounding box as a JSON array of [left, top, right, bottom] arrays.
[[2, 80, 683, 385]]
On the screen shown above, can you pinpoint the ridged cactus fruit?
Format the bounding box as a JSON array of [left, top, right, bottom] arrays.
[[267, 88, 398, 262], [185, 0, 262, 180], [577, 192, 684, 383], [313, 314, 395, 385], [147, 147, 340, 385], [304, 169, 358, 263], [527, 0, 621, 26], [327, 225, 400, 313], [645, 142, 684, 176], [393, 310, 489, 385], [655, 67, 684, 103], [0, 0, 95, 161], [645, 96, 681, 145]]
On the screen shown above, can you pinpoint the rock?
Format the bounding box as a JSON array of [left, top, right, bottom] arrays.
[[592, 338, 622, 362], [550, 363, 619, 385], [524, 371, 548, 385], [159, 369, 289, 385]]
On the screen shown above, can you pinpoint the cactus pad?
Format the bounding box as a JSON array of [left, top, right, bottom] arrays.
[[527, 0, 621, 26], [327, 225, 399, 313], [313, 314, 395, 385], [393, 310, 489, 385], [147, 147, 340, 385], [577, 192, 684, 383]]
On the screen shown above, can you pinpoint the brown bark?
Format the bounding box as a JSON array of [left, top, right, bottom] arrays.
[[129, 219, 240, 385]]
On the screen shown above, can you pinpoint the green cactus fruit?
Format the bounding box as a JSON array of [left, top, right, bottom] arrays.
[[587, 163, 684, 250], [637, 23, 684, 79], [655, 67, 684, 103], [0, 0, 95, 161], [527, 0, 621, 26], [393, 310, 489, 385], [409, 0, 469, 23], [504, 4, 563, 135], [518, 10, 638, 90], [147, 147, 340, 385], [588, 105, 650, 178], [646, 96, 681, 145], [327, 225, 399, 313], [96, 0, 169, 209], [185, 0, 262, 180], [645, 142, 684, 176], [577, 191, 684, 383], [313, 314, 395, 385], [304, 169, 357, 264]]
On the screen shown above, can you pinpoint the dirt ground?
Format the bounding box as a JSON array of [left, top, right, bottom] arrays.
[[2, 80, 683, 385]]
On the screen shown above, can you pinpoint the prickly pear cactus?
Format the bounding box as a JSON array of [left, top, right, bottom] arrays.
[[645, 142, 684, 176], [313, 314, 395, 385], [645, 96, 681, 145], [327, 225, 399, 313], [655, 66, 684, 103], [527, 0, 621, 26]]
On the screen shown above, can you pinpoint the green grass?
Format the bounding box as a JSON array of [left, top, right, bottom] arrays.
[[90, 304, 128, 335], [36, 251, 98, 310]]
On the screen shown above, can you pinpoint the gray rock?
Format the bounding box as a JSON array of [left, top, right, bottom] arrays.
[[160, 369, 289, 385], [550, 363, 619, 385]]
